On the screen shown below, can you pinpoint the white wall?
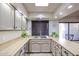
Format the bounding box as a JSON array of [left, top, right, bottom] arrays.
[[27, 20, 32, 35], [49, 21, 59, 36], [0, 31, 21, 44]]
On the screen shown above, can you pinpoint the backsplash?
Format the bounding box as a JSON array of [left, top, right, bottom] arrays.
[[0, 31, 21, 44]]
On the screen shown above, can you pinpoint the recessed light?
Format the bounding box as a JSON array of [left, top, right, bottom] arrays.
[[36, 14, 45, 19], [35, 0, 48, 6], [35, 3, 48, 6], [68, 5, 72, 9], [59, 12, 63, 15]]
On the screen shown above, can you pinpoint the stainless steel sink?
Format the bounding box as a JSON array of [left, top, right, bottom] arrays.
[[33, 36, 48, 39]]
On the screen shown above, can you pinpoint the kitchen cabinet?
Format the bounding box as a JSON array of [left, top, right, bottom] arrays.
[[0, 3, 14, 30], [19, 46, 25, 56], [29, 39, 40, 52], [21, 16, 27, 30], [41, 43, 50, 52], [55, 43, 62, 56], [29, 39, 51, 52], [31, 43, 40, 52], [15, 47, 24, 56], [51, 39, 74, 56], [51, 40, 56, 56], [62, 47, 74, 56], [15, 42, 29, 56], [24, 42, 29, 53], [15, 10, 22, 30], [15, 49, 22, 56]]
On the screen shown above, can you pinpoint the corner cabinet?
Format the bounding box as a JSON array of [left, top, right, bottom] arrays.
[[0, 4, 15, 30]]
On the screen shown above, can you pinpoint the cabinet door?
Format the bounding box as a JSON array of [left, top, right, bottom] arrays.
[[21, 16, 26, 30], [55, 43, 62, 56], [51, 41, 56, 56], [15, 10, 22, 30], [0, 3, 14, 30], [30, 43, 40, 52], [41, 43, 50, 52], [24, 42, 29, 53], [62, 47, 74, 56], [55, 47, 61, 56]]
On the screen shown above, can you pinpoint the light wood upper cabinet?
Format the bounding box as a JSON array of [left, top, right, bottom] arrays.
[[0, 4, 15, 30], [15, 10, 22, 30]]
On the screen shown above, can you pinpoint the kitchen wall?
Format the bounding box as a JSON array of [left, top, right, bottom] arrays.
[[27, 20, 32, 36], [27, 20, 59, 36], [0, 31, 21, 44], [0, 3, 28, 44]]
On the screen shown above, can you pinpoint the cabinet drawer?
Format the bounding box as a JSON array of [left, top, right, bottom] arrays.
[[62, 47, 74, 56], [30, 39, 50, 43]]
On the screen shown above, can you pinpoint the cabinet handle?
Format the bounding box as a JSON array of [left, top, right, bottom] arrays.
[[20, 50, 22, 54], [64, 51, 68, 56]]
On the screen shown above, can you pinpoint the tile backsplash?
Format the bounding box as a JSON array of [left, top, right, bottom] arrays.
[[0, 31, 21, 44]]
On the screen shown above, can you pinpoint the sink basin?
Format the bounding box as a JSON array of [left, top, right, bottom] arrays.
[[33, 36, 48, 39]]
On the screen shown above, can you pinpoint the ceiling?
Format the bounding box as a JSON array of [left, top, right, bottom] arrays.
[[23, 3, 62, 13], [68, 10, 79, 17]]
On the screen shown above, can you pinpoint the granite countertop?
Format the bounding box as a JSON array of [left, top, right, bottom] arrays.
[[51, 37, 79, 56], [0, 36, 79, 56], [0, 37, 30, 56]]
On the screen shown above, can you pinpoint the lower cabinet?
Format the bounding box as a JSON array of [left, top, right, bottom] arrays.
[[14, 49, 22, 56], [55, 43, 62, 56], [31, 43, 40, 52], [62, 47, 74, 56], [51, 40, 56, 56], [29, 39, 51, 52], [51, 39, 74, 56], [15, 46, 25, 56], [41, 43, 50, 52], [14, 42, 29, 56]]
